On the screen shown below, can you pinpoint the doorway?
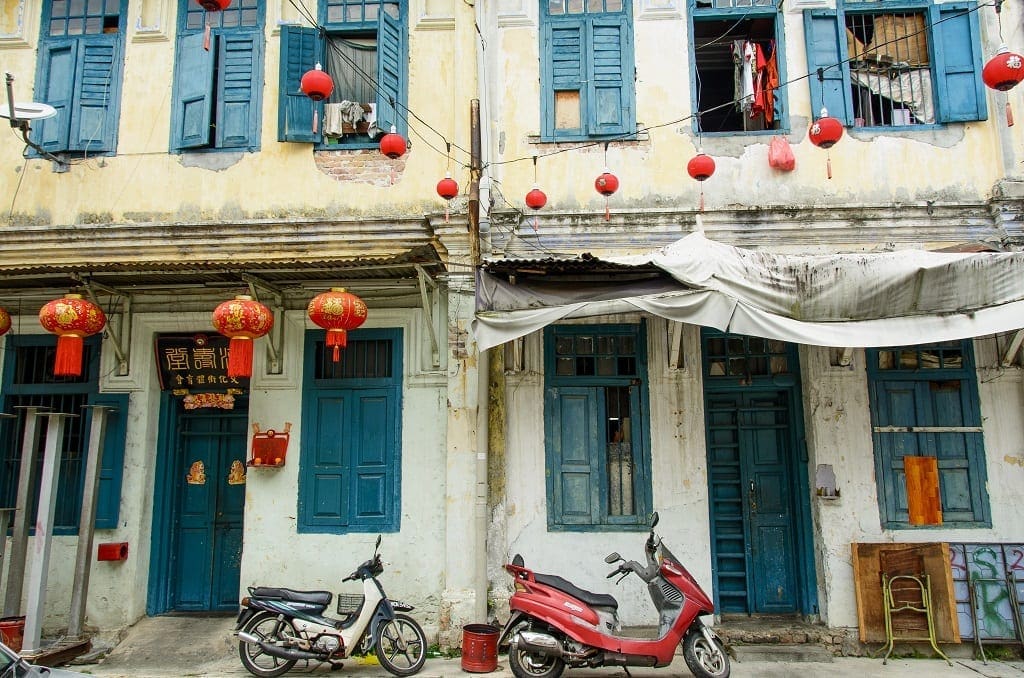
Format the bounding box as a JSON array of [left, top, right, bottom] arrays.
[[702, 331, 816, 615], [149, 394, 248, 614]]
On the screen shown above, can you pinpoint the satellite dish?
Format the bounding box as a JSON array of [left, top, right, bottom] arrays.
[[0, 102, 57, 121]]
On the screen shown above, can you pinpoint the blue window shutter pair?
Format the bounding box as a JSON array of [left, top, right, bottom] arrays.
[[171, 30, 262, 151], [802, 3, 986, 125], [35, 36, 121, 153], [278, 13, 406, 143], [89, 392, 130, 529], [542, 15, 633, 140]]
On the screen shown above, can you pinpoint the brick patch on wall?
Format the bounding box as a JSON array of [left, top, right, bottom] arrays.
[[313, 149, 408, 187]]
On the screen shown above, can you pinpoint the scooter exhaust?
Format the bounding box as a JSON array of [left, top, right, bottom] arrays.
[[512, 631, 564, 657], [237, 631, 324, 662]]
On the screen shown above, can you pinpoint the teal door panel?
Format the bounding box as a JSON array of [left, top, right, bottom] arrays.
[[172, 404, 247, 612]]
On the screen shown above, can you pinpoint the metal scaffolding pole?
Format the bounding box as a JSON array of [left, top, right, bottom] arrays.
[[3, 407, 47, 618]]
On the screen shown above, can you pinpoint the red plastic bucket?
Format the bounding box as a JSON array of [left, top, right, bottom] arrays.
[[461, 624, 499, 673], [0, 616, 25, 652]]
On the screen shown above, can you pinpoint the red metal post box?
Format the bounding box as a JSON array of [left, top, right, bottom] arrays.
[[97, 542, 129, 561]]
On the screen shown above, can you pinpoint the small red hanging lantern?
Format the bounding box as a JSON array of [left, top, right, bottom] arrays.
[[0, 307, 10, 337], [809, 108, 844, 179], [211, 295, 274, 379], [307, 288, 368, 362], [436, 173, 459, 223], [983, 45, 1024, 91], [300, 63, 334, 102], [525, 185, 547, 232], [194, 0, 231, 10], [595, 169, 619, 221], [687, 152, 715, 212], [38, 293, 107, 377], [379, 126, 407, 159]]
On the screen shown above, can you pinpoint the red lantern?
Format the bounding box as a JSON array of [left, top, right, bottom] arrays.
[[687, 153, 716, 181], [300, 63, 334, 102], [38, 293, 106, 377], [983, 45, 1024, 91], [437, 174, 459, 200], [194, 0, 230, 10], [809, 108, 843, 149], [0, 307, 9, 337], [211, 295, 274, 379], [525, 186, 547, 210], [595, 169, 618, 221], [307, 288, 368, 362], [379, 126, 407, 159]]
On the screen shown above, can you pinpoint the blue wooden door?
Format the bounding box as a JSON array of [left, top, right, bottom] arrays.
[[707, 390, 799, 614], [172, 403, 247, 611]]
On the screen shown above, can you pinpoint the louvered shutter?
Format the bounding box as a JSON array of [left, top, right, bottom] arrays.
[[216, 31, 261, 149], [543, 20, 584, 139], [931, 2, 986, 123], [376, 10, 406, 135], [278, 25, 323, 143], [171, 31, 215, 150], [69, 36, 120, 152], [803, 10, 853, 125], [587, 16, 633, 136], [35, 40, 77, 152]]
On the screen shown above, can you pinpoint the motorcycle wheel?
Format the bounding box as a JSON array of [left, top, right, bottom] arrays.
[[238, 611, 299, 678], [508, 641, 565, 678], [375, 613, 428, 677], [682, 629, 730, 678]]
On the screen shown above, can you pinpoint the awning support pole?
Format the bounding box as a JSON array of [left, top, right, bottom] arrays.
[[415, 265, 440, 367], [243, 274, 284, 374], [73, 277, 131, 376], [1001, 329, 1024, 367]]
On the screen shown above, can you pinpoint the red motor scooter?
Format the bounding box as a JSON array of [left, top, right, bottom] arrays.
[[498, 512, 729, 678]]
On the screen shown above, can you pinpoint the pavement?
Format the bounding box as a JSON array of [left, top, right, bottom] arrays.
[[53, 616, 1024, 678]]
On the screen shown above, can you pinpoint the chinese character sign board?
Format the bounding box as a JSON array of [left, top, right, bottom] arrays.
[[155, 334, 250, 391]]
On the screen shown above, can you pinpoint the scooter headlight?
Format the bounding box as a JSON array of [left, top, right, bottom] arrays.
[[241, 596, 251, 607]]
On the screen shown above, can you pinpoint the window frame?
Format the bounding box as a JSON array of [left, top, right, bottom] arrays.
[[169, 0, 265, 153], [803, 0, 987, 130], [0, 334, 127, 534], [543, 323, 652, 531], [688, 0, 788, 135], [32, 0, 128, 156], [278, 0, 407, 149], [538, 0, 636, 143], [297, 328, 404, 533], [866, 341, 991, 529]]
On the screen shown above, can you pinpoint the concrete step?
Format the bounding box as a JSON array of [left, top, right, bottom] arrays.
[[732, 644, 835, 663]]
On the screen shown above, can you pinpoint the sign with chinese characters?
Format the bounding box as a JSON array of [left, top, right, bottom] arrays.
[[155, 334, 250, 392]]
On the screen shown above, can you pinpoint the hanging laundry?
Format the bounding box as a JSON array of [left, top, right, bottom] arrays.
[[731, 40, 755, 114]]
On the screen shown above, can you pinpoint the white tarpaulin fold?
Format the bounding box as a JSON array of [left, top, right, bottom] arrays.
[[472, 232, 1024, 351]]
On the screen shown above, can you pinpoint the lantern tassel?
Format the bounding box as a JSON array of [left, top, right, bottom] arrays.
[[54, 334, 84, 377], [327, 329, 348, 363], [604, 198, 610, 222], [698, 188, 705, 213], [445, 203, 450, 223], [312, 109, 319, 134], [1007, 102, 1015, 127], [227, 337, 254, 379], [203, 23, 211, 51], [532, 216, 539, 232], [826, 153, 833, 180]]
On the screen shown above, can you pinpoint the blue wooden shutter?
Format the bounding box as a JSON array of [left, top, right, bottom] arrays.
[[69, 36, 120, 153], [546, 387, 601, 526], [351, 390, 394, 529], [931, 2, 987, 123], [171, 31, 215, 150], [802, 10, 853, 125], [302, 393, 350, 528], [376, 10, 406, 135], [543, 20, 584, 139], [35, 40, 77, 153], [278, 25, 322, 143], [924, 380, 989, 524], [872, 379, 926, 524], [89, 392, 129, 529], [587, 16, 633, 136], [216, 31, 261, 149]]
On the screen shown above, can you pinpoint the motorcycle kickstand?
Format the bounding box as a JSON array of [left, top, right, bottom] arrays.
[[622, 667, 632, 678]]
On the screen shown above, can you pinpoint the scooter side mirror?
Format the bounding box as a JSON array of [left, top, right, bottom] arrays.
[[512, 554, 524, 567], [604, 552, 622, 564], [650, 512, 659, 529]]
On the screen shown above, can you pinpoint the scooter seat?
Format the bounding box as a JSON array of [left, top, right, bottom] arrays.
[[534, 574, 618, 609], [251, 587, 333, 606]]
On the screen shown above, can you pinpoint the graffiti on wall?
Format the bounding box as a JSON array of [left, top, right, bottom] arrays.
[[949, 543, 1024, 639]]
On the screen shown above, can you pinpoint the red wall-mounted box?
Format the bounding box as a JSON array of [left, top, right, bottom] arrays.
[[97, 542, 129, 561]]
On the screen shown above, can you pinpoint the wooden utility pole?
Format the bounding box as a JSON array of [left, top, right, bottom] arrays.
[[469, 99, 481, 266]]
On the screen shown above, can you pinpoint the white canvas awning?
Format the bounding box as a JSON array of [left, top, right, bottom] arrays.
[[472, 232, 1024, 351]]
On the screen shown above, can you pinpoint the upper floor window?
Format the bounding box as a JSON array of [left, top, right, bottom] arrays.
[[170, 0, 265, 152], [278, 0, 406, 148], [539, 0, 635, 142], [804, 1, 987, 129], [33, 0, 127, 156], [691, 0, 786, 133]]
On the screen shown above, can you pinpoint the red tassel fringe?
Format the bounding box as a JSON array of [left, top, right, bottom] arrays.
[[327, 330, 348, 362], [1007, 102, 1015, 127], [227, 337, 254, 378], [54, 335, 84, 377]]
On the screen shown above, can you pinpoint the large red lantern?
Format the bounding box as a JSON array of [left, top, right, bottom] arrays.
[[809, 108, 844, 179], [379, 126, 407, 159], [595, 169, 619, 221], [436, 173, 459, 222], [211, 295, 274, 378], [300, 63, 334, 101], [38, 293, 106, 377], [983, 45, 1024, 91], [0, 307, 10, 337], [687, 153, 715, 181], [194, 0, 231, 10], [307, 288, 368, 362], [525, 186, 547, 210]]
